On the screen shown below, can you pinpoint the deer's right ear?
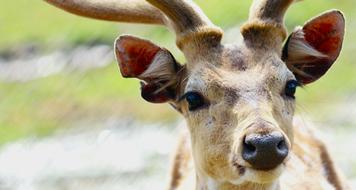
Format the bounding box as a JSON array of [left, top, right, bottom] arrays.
[[115, 35, 182, 103], [282, 10, 345, 85]]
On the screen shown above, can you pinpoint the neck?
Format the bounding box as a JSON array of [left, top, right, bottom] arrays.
[[196, 174, 280, 190]]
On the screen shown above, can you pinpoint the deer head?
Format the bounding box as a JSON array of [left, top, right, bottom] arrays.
[[45, 0, 345, 188]]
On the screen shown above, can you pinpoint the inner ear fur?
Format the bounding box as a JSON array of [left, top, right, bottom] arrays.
[[115, 35, 183, 103], [282, 10, 345, 84]]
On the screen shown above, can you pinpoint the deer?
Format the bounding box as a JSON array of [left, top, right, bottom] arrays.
[[44, 0, 349, 189]]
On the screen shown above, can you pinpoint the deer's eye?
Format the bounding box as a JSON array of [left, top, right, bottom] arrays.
[[183, 91, 205, 111], [285, 80, 300, 98]]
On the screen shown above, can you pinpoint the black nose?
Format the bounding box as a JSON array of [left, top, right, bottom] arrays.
[[242, 133, 288, 170]]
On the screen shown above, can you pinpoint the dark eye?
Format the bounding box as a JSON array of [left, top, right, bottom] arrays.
[[183, 91, 205, 111], [285, 80, 299, 98]]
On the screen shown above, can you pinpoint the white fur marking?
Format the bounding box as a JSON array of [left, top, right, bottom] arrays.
[[139, 50, 175, 81], [287, 27, 327, 63], [206, 177, 219, 190]]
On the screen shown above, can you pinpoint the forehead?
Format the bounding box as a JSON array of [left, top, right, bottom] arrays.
[[185, 47, 295, 91]]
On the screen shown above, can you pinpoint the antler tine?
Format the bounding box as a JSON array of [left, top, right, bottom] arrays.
[[45, 0, 223, 53], [146, 0, 214, 32], [44, 0, 167, 25], [241, 0, 299, 50], [146, 0, 223, 50]]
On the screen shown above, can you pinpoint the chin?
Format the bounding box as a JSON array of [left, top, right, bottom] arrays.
[[230, 165, 284, 185]]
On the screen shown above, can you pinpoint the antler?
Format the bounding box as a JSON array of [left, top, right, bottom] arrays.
[[44, 0, 223, 52], [44, 0, 166, 24], [146, 0, 223, 49], [241, 0, 299, 50]]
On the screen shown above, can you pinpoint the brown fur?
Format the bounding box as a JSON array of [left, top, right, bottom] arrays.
[[168, 130, 193, 190], [44, 0, 349, 189], [319, 144, 344, 190]]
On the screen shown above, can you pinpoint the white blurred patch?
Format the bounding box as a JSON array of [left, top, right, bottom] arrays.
[[0, 45, 113, 82], [0, 120, 178, 190]]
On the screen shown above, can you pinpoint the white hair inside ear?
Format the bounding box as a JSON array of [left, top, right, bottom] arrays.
[[139, 49, 177, 81], [286, 26, 327, 65]]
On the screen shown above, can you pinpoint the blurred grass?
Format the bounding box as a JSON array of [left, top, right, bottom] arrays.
[[0, 64, 177, 144], [0, 1, 118, 48], [0, 0, 356, 145]]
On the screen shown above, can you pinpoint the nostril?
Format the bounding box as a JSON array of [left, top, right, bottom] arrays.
[[243, 139, 256, 153], [277, 139, 288, 155], [277, 139, 287, 150], [242, 136, 258, 161]]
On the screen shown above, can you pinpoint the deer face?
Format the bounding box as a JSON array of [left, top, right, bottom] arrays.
[[180, 49, 296, 184], [115, 9, 344, 185]]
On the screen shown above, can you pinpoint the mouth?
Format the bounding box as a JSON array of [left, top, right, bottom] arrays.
[[231, 164, 284, 185]]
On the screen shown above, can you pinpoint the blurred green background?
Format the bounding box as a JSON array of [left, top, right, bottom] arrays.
[[0, 0, 355, 146]]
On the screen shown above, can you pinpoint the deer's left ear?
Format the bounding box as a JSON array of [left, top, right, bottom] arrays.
[[282, 10, 345, 84], [115, 35, 182, 103]]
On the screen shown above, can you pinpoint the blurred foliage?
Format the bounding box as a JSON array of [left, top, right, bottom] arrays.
[[0, 0, 356, 145]]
